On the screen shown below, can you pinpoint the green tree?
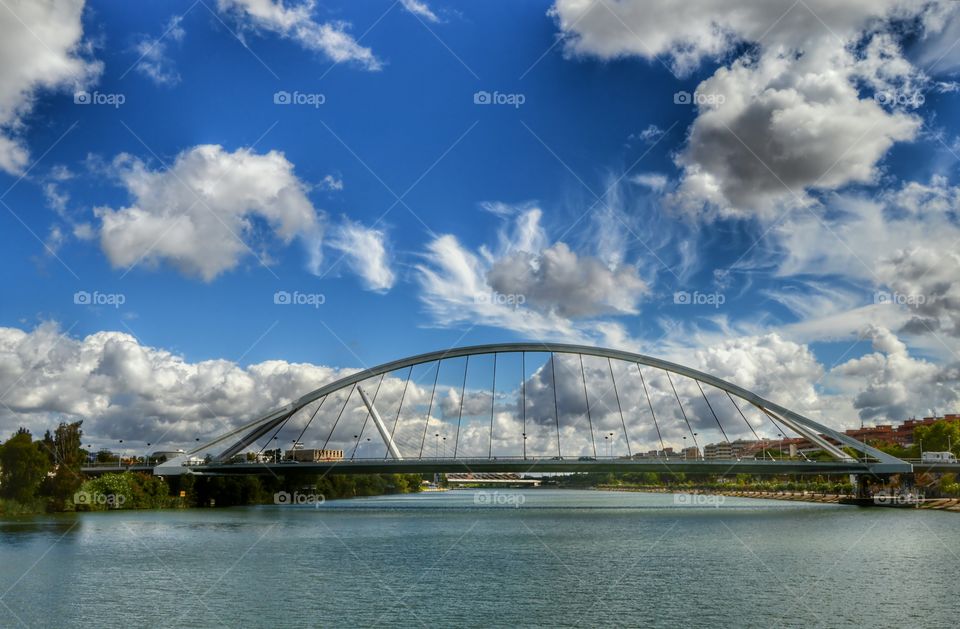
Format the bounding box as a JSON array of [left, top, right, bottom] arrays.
[[43, 421, 85, 509], [0, 430, 50, 503], [914, 421, 960, 455]]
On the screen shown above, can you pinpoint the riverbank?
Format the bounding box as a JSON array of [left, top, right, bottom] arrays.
[[595, 485, 960, 511]]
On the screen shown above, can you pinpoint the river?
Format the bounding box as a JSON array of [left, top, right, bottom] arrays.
[[1, 489, 957, 628]]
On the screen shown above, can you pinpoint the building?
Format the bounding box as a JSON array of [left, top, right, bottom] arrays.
[[284, 448, 344, 462]]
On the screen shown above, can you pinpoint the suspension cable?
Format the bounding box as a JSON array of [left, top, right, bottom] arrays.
[[351, 374, 384, 460], [551, 353, 562, 457], [292, 395, 327, 449], [696, 380, 729, 443], [521, 352, 527, 459], [488, 353, 497, 459], [580, 354, 598, 458], [666, 371, 698, 450], [452, 356, 469, 458], [637, 364, 665, 452], [385, 366, 413, 460], [726, 391, 762, 442], [418, 360, 441, 459], [608, 358, 631, 457], [321, 384, 356, 451]]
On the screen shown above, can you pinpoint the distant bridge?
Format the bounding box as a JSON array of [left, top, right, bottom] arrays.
[[139, 343, 911, 478]]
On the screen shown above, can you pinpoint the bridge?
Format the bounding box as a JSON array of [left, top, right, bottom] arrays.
[[139, 343, 910, 479]]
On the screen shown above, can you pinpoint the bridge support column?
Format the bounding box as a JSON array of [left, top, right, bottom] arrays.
[[358, 385, 404, 460]]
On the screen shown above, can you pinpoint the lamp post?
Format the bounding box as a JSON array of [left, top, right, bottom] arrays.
[[777, 433, 783, 460], [604, 435, 609, 458], [683, 436, 687, 460], [435, 433, 440, 458], [608, 432, 614, 458], [442, 436, 447, 458], [522, 433, 527, 460]]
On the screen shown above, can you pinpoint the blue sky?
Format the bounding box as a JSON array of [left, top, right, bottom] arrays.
[[2, 0, 960, 447]]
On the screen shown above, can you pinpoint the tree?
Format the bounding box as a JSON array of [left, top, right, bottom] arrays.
[[43, 421, 85, 509], [914, 421, 960, 455], [0, 430, 50, 503]]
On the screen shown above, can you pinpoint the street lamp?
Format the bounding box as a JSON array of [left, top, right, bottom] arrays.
[[683, 436, 687, 460], [608, 432, 614, 458], [442, 436, 447, 458], [777, 433, 783, 460], [604, 435, 609, 458], [435, 433, 440, 458], [522, 432, 527, 460]]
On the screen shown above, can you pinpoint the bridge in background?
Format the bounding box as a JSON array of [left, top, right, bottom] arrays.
[[126, 343, 912, 479]]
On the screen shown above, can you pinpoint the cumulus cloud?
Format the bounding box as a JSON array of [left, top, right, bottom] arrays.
[[0, 322, 350, 449], [770, 176, 960, 343], [133, 15, 185, 86], [415, 205, 646, 345], [324, 218, 395, 292], [552, 0, 929, 218], [0, 0, 101, 174], [95, 144, 319, 281], [831, 326, 960, 421], [217, 0, 381, 70]]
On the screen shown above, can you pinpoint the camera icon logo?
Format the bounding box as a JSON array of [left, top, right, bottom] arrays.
[[74, 91, 91, 105], [673, 291, 691, 304], [273, 290, 291, 305], [874, 291, 892, 305], [474, 90, 491, 105], [74, 290, 91, 305], [273, 91, 291, 105], [73, 491, 92, 505], [274, 491, 291, 505], [673, 90, 692, 105]]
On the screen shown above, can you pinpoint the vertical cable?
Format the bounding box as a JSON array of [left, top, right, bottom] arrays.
[[579, 354, 598, 458], [257, 413, 294, 458], [321, 384, 356, 451], [293, 395, 327, 449], [666, 371, 698, 450], [637, 364, 665, 452], [727, 391, 762, 442], [521, 352, 527, 460], [351, 374, 384, 460], [418, 360, 441, 459], [488, 353, 497, 459], [453, 356, 469, 458], [551, 353, 562, 458], [608, 358, 631, 457], [385, 366, 413, 459], [697, 380, 729, 443]]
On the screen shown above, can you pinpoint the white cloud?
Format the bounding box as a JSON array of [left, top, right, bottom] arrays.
[[0, 322, 348, 448], [830, 325, 960, 421], [217, 0, 381, 70], [552, 0, 926, 218], [95, 144, 319, 281], [325, 218, 395, 292], [0, 0, 101, 174], [415, 206, 645, 345], [133, 15, 185, 86], [400, 0, 439, 23]]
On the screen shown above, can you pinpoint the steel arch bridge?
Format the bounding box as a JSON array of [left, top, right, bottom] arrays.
[[155, 343, 912, 477]]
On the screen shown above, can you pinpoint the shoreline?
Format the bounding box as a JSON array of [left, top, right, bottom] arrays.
[[594, 485, 960, 511]]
